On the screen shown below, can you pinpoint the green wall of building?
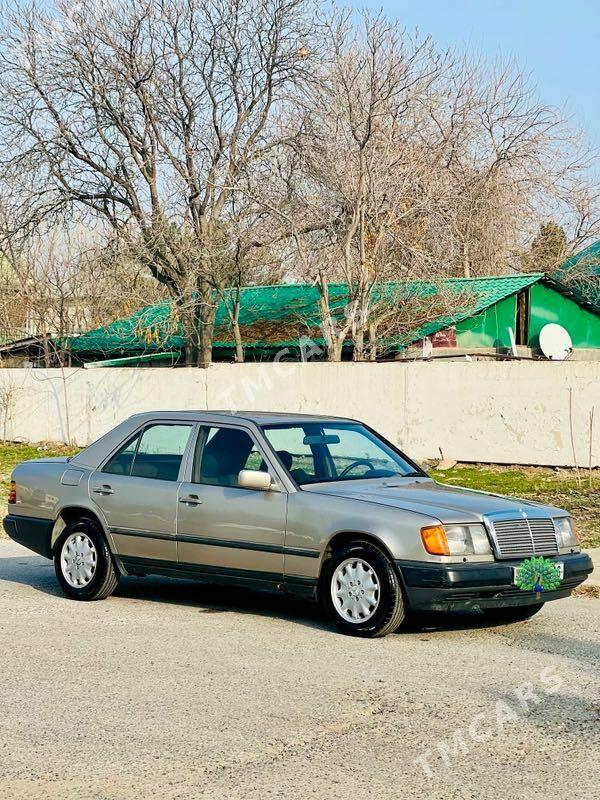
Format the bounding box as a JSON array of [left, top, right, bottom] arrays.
[[455, 295, 517, 348], [454, 284, 599, 350], [528, 284, 600, 349]]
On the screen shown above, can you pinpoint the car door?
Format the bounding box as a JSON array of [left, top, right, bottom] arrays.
[[176, 423, 287, 584], [90, 421, 195, 567]]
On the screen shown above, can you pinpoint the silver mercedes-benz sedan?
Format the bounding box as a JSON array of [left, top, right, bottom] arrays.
[[4, 411, 593, 637]]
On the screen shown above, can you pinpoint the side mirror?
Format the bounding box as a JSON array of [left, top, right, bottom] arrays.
[[238, 469, 273, 491]]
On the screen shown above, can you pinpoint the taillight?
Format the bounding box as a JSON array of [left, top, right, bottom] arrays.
[[8, 480, 16, 504]]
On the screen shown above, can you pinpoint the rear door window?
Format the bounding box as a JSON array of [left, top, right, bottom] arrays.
[[104, 424, 192, 481], [130, 424, 193, 481], [102, 433, 141, 476]]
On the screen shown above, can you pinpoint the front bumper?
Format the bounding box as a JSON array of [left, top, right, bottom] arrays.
[[396, 552, 593, 612]]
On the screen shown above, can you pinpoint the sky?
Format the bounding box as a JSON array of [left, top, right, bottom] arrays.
[[356, 0, 600, 151]]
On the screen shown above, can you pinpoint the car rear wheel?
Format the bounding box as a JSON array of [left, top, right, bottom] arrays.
[[483, 604, 545, 623], [54, 518, 119, 601], [322, 540, 405, 637]]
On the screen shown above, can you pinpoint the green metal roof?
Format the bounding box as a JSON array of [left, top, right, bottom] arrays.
[[552, 241, 600, 313], [68, 273, 545, 358]]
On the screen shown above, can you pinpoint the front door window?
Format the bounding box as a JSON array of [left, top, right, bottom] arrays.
[[194, 426, 266, 487]]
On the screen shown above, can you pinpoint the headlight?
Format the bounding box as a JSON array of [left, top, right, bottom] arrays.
[[421, 523, 492, 556], [554, 517, 578, 548], [444, 524, 492, 555]]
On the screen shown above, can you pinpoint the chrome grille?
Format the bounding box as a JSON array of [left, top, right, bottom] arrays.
[[491, 517, 558, 559]]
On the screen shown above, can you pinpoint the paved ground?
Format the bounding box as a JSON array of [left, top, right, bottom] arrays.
[[0, 539, 598, 800], [586, 548, 600, 585]]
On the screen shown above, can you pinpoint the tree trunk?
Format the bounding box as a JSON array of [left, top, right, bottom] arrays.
[[233, 323, 244, 363], [184, 339, 196, 366], [368, 321, 377, 361], [353, 328, 364, 361], [462, 240, 471, 278], [317, 276, 353, 362], [179, 300, 198, 367], [41, 333, 50, 367], [176, 280, 217, 369], [197, 280, 216, 369], [232, 291, 244, 363], [329, 338, 345, 362]]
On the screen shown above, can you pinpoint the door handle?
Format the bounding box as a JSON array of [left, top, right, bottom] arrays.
[[179, 494, 202, 506], [92, 484, 114, 495]]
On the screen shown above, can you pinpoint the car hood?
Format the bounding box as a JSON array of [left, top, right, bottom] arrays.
[[302, 477, 565, 524]]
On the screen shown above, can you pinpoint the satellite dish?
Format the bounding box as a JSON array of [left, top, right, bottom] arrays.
[[539, 323, 573, 360]]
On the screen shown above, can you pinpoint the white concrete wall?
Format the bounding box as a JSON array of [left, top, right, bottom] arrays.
[[0, 361, 598, 466]]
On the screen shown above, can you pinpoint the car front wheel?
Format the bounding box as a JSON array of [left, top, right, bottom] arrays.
[[54, 518, 119, 601], [322, 540, 405, 637]]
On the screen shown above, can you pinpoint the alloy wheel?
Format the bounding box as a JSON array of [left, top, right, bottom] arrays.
[[330, 557, 380, 623], [61, 532, 98, 588]]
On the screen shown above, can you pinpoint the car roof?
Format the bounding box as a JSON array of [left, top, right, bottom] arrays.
[[71, 410, 359, 471], [126, 410, 357, 426]]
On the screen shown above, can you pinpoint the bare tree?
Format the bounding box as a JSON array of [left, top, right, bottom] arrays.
[[274, 38, 595, 360], [539, 178, 600, 262], [554, 248, 600, 306], [0, 0, 597, 369], [420, 56, 581, 278], [0, 0, 316, 366], [0, 372, 20, 441], [210, 194, 275, 363], [365, 282, 479, 360], [272, 11, 447, 360], [0, 221, 161, 364]]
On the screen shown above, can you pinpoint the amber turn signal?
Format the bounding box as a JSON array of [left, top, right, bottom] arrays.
[[8, 480, 16, 504], [420, 524, 450, 556]]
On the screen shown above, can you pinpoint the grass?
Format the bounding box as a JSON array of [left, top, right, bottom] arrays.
[[429, 464, 600, 549], [0, 444, 598, 549], [573, 584, 600, 599]]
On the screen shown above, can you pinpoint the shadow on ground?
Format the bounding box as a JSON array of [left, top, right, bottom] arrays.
[[0, 551, 332, 632], [0, 550, 577, 639]]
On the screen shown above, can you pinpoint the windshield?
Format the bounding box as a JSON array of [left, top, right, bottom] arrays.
[[262, 422, 422, 486]]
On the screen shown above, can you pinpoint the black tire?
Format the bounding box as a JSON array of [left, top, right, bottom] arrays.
[[483, 604, 545, 624], [321, 540, 405, 637], [54, 517, 119, 601]]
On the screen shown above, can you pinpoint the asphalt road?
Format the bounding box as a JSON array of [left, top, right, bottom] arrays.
[[1, 539, 598, 800]]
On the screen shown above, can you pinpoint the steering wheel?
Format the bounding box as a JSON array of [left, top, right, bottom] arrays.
[[338, 458, 376, 478]]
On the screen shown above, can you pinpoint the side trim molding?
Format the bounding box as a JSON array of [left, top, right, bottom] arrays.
[[111, 527, 173, 542], [120, 555, 283, 584], [111, 527, 320, 559]]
